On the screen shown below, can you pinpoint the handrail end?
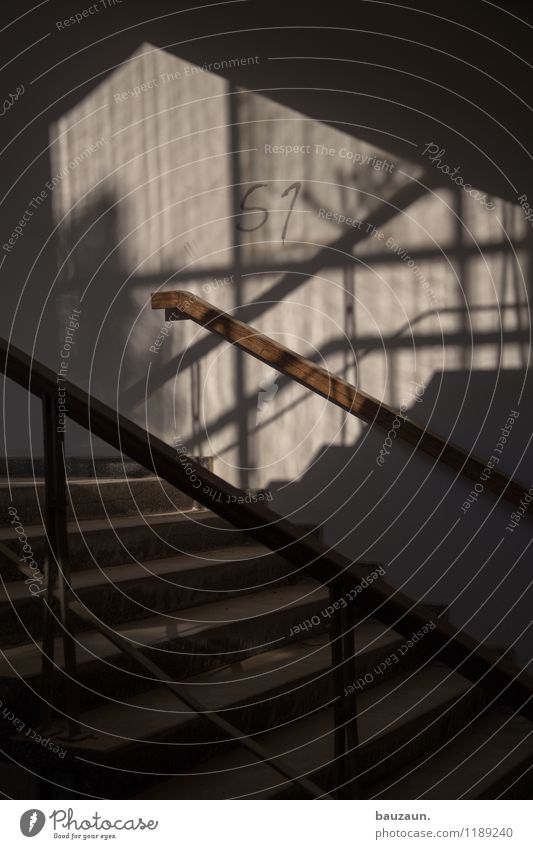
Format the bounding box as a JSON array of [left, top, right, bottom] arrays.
[[151, 290, 197, 312]]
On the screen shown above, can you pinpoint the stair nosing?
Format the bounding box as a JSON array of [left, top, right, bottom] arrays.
[[0, 507, 222, 541]]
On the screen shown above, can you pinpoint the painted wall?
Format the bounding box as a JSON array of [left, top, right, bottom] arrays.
[[2, 38, 532, 664], [36, 45, 529, 489]]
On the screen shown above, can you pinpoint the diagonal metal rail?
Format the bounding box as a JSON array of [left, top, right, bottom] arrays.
[[70, 600, 328, 799]]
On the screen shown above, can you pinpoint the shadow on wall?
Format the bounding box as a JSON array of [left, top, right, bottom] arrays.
[[1, 192, 127, 465], [3, 44, 531, 504], [268, 369, 533, 668]]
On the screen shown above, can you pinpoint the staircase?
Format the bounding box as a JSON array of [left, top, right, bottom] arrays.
[[1, 468, 532, 800]]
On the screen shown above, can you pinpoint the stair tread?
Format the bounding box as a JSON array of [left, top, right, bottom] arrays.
[[0, 544, 278, 602], [50, 619, 402, 753], [371, 708, 533, 799], [0, 580, 325, 680], [137, 663, 474, 798], [0, 476, 163, 487]]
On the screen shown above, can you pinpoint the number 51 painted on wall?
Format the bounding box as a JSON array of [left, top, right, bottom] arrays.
[[236, 182, 302, 244]]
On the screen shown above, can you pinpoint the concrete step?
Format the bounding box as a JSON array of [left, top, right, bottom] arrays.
[[0, 476, 195, 526], [0, 543, 302, 647], [136, 663, 486, 799], [370, 707, 533, 799], [0, 457, 162, 480], [0, 508, 249, 578], [0, 580, 330, 719]]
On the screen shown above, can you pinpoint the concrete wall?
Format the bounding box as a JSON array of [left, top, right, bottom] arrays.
[[27, 44, 528, 491]]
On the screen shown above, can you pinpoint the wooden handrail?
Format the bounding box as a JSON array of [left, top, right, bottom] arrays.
[[2, 336, 533, 721], [152, 290, 531, 513]]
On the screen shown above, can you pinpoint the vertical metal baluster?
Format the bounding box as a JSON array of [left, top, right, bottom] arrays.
[[330, 580, 347, 797], [331, 581, 360, 799], [40, 400, 57, 731], [342, 597, 360, 799], [42, 394, 81, 739]]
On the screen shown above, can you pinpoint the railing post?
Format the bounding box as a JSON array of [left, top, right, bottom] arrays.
[[342, 595, 360, 798], [330, 580, 360, 799], [42, 393, 81, 739]]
